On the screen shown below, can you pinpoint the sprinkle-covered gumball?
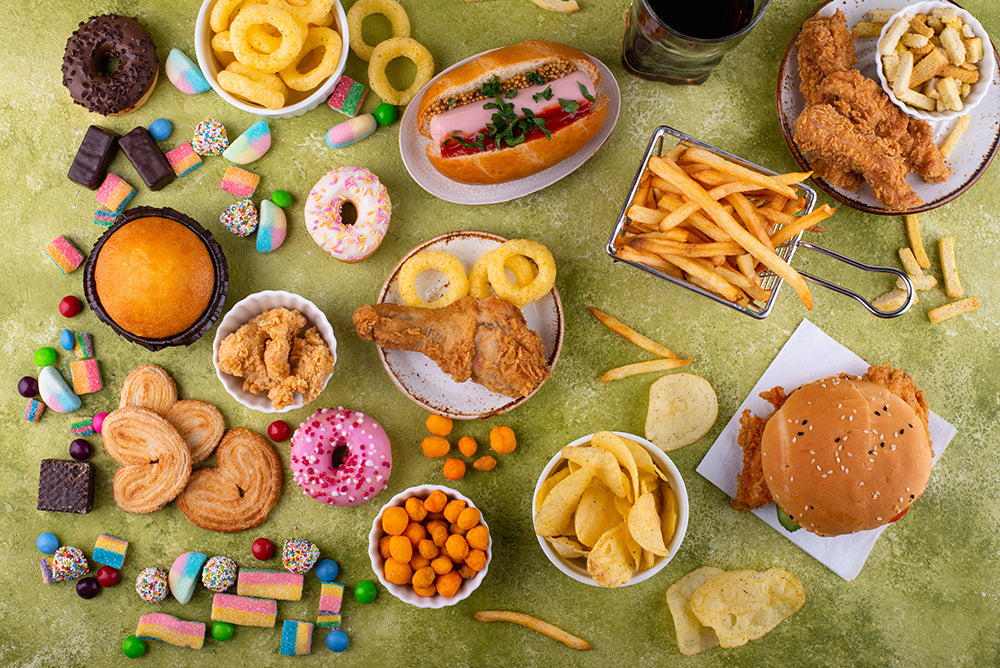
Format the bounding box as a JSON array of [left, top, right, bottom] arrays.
[[202, 555, 238, 592], [59, 296, 83, 317], [121, 636, 146, 659], [18, 376, 38, 398], [354, 580, 377, 604], [149, 118, 172, 141], [315, 559, 339, 582], [135, 567, 169, 603], [252, 538, 275, 561], [36, 532, 59, 554], [282, 538, 320, 574], [373, 103, 397, 126], [326, 628, 349, 652]]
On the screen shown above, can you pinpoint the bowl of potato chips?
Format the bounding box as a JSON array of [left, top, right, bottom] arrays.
[[195, 0, 351, 118], [532, 431, 688, 588]]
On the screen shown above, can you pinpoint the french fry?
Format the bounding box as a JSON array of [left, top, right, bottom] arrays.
[[649, 249, 745, 303], [679, 147, 801, 200], [769, 204, 835, 246], [898, 274, 937, 291], [904, 214, 931, 269], [853, 21, 885, 38], [928, 297, 979, 324], [898, 247, 925, 276], [588, 307, 680, 359], [473, 611, 592, 651], [939, 236, 963, 297], [873, 288, 912, 312], [880, 14, 912, 55], [939, 115, 970, 157], [600, 357, 692, 382]]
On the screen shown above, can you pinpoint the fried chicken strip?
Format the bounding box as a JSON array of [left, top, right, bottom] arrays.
[[796, 10, 856, 107]]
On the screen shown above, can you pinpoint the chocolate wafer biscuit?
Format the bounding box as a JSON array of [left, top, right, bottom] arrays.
[[38, 459, 95, 513]]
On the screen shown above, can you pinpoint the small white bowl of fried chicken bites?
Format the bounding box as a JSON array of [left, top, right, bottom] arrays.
[[874, 1, 995, 122]]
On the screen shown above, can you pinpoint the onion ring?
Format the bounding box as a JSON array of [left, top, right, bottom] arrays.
[[279, 26, 342, 91], [368, 36, 434, 106], [486, 240, 556, 308], [346, 0, 410, 61], [230, 4, 307, 73], [469, 250, 537, 298], [397, 251, 470, 309]]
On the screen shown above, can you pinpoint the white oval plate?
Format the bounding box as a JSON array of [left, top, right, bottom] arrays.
[[776, 0, 1000, 214], [399, 49, 621, 205], [374, 231, 563, 419]]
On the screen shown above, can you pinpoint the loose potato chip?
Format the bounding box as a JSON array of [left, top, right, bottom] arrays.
[[561, 445, 628, 498], [690, 568, 805, 648], [575, 479, 623, 548], [627, 491, 669, 556], [666, 567, 724, 656], [586, 523, 634, 588], [534, 467, 594, 536], [645, 373, 719, 451], [591, 431, 640, 500]]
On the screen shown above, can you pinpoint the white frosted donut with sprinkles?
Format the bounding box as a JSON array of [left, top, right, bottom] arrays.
[[304, 167, 391, 263], [290, 407, 392, 507]]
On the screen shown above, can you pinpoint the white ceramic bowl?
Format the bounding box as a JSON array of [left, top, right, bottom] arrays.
[[212, 290, 337, 413], [533, 431, 688, 588], [194, 0, 351, 118], [369, 485, 491, 609], [874, 1, 995, 122]]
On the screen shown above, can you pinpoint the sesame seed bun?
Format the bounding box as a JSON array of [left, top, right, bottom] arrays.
[[759, 375, 933, 536]]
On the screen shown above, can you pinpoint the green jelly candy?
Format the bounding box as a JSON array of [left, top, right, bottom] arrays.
[[373, 103, 397, 126], [354, 580, 377, 603], [271, 190, 292, 208], [212, 621, 235, 641], [34, 347, 57, 367], [121, 636, 146, 658]]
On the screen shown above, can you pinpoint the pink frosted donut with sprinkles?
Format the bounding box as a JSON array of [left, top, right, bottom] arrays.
[[290, 407, 392, 507], [304, 167, 391, 263]]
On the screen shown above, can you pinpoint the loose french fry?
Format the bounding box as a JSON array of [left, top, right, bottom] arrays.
[[473, 611, 592, 651], [853, 21, 885, 38], [898, 247, 925, 276], [897, 274, 937, 291], [904, 214, 931, 269], [928, 297, 979, 324], [588, 307, 680, 359], [873, 288, 912, 312], [939, 236, 963, 297], [601, 357, 692, 382]]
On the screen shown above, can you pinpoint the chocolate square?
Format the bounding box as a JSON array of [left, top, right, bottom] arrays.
[[38, 459, 94, 514], [119, 127, 175, 191], [67, 126, 120, 190]]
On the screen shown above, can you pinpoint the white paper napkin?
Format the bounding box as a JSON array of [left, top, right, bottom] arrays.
[[696, 319, 955, 581]]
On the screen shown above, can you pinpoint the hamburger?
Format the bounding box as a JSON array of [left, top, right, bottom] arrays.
[[733, 364, 933, 536]]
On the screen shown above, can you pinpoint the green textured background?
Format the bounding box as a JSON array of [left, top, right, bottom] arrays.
[[2, 0, 998, 665]]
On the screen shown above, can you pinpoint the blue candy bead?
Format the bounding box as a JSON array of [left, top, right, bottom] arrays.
[[149, 119, 172, 141], [60, 329, 75, 351], [37, 532, 59, 554], [326, 629, 349, 652], [315, 558, 339, 582]]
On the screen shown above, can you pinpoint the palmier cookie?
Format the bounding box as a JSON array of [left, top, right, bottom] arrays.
[[175, 428, 282, 533], [101, 407, 192, 514], [119, 364, 178, 415], [165, 399, 225, 464]]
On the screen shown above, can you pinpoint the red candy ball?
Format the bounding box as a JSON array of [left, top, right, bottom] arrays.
[[96, 566, 120, 587], [252, 537, 275, 561], [267, 420, 291, 442], [59, 295, 83, 317]]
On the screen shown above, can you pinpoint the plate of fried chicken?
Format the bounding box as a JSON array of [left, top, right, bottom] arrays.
[[777, 0, 1000, 214], [353, 231, 563, 419]]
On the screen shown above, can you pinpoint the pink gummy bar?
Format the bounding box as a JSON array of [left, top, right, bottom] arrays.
[[71, 359, 102, 394], [94, 173, 135, 213], [211, 593, 277, 627], [166, 142, 202, 177], [45, 236, 84, 274], [327, 75, 368, 116], [220, 164, 259, 198]]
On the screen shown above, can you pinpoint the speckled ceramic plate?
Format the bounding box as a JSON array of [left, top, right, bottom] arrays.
[[374, 231, 563, 419], [776, 0, 1000, 214], [399, 50, 621, 205]]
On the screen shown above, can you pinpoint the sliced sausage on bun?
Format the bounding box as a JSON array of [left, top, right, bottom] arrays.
[[416, 40, 608, 184], [733, 364, 933, 537]]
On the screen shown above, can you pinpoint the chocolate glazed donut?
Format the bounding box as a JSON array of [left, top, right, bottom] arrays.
[[62, 14, 159, 116]]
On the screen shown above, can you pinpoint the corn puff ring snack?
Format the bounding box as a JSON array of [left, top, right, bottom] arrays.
[[486, 240, 556, 308], [346, 0, 410, 61], [247, 24, 283, 53], [368, 36, 434, 106], [313, 11, 335, 27], [212, 30, 233, 54], [219, 68, 286, 110], [279, 26, 343, 91], [230, 4, 306, 73], [226, 60, 289, 97], [211, 0, 248, 32], [269, 0, 336, 25], [469, 249, 537, 298], [398, 251, 470, 309]]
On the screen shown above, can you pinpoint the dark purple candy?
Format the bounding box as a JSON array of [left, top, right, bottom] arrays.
[[18, 376, 38, 398], [76, 576, 100, 599], [69, 439, 92, 461]]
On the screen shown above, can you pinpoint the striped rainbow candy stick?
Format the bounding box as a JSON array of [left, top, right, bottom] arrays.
[[136, 613, 205, 650]]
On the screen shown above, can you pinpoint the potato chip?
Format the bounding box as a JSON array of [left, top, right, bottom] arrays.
[[627, 491, 669, 556], [590, 431, 639, 500], [660, 480, 678, 547], [619, 431, 668, 484], [545, 535, 589, 559], [574, 479, 622, 548], [560, 445, 628, 498], [534, 467, 594, 536], [586, 523, 634, 588], [666, 566, 723, 656], [535, 465, 570, 512], [690, 568, 805, 648], [645, 373, 719, 451]]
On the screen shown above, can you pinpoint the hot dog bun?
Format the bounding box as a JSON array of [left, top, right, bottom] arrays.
[[417, 40, 608, 185]]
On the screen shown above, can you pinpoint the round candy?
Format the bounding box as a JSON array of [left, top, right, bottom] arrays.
[[92, 412, 108, 434], [220, 199, 258, 237], [282, 538, 320, 574], [77, 576, 100, 599], [149, 118, 172, 141], [315, 558, 339, 582], [52, 545, 89, 581], [36, 532, 59, 554], [354, 580, 377, 604], [122, 636, 146, 659], [373, 102, 397, 126], [97, 565, 120, 587], [212, 621, 235, 642], [202, 555, 238, 592], [135, 567, 169, 603], [60, 329, 75, 351], [69, 438, 92, 461], [34, 347, 57, 367], [252, 537, 275, 561], [326, 628, 349, 653], [18, 376, 38, 398], [271, 189, 292, 207], [59, 295, 83, 317], [267, 420, 291, 442]]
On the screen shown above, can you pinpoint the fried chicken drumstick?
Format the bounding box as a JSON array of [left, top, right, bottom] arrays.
[[353, 296, 551, 398]]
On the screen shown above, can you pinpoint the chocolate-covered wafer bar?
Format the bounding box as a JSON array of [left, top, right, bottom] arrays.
[[67, 125, 119, 190], [38, 458, 95, 513], [119, 127, 175, 191]]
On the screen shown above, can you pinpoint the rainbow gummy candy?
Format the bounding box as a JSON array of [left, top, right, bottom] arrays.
[[169, 551, 208, 604], [316, 581, 344, 628], [237, 569, 303, 601], [223, 120, 271, 164], [23, 398, 45, 424], [93, 534, 129, 569], [93, 210, 117, 227], [211, 593, 277, 628], [74, 332, 94, 360], [69, 417, 95, 435], [256, 200, 286, 253], [220, 164, 260, 198], [165, 141, 203, 177], [280, 620, 314, 656], [165, 49, 211, 95], [70, 359, 102, 394], [45, 235, 85, 275], [38, 366, 81, 413], [327, 75, 368, 116], [326, 114, 376, 149], [94, 173, 135, 214], [136, 613, 206, 650]]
